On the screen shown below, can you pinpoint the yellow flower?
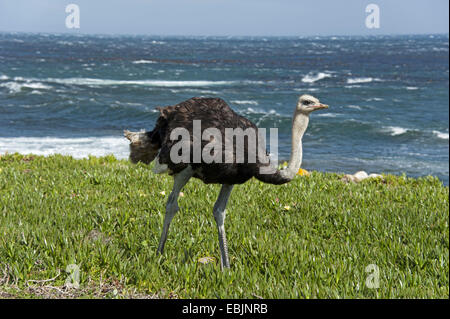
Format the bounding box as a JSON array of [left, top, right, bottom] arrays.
[[284, 205, 291, 211], [160, 191, 166, 196], [297, 168, 310, 176], [179, 192, 184, 197]]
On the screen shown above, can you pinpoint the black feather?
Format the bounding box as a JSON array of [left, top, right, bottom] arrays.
[[149, 97, 289, 185]]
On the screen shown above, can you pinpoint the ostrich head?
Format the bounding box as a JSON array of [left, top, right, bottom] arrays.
[[276, 94, 328, 181], [123, 130, 159, 164], [296, 94, 329, 114]]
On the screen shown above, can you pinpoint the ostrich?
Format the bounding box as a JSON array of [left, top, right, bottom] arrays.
[[124, 95, 328, 269]]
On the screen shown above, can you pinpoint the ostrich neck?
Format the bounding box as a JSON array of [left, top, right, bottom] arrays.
[[280, 111, 309, 181]]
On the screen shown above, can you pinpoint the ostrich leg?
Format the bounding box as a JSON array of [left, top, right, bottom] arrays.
[[213, 184, 234, 269], [157, 167, 193, 254]]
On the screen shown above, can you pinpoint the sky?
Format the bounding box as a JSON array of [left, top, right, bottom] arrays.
[[0, 0, 448, 36]]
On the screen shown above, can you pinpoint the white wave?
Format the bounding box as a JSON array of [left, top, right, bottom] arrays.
[[366, 97, 384, 101], [0, 136, 129, 159], [344, 85, 361, 89], [231, 100, 259, 105], [169, 88, 219, 94], [132, 60, 157, 64], [0, 75, 9, 80], [301, 72, 332, 83], [317, 113, 340, 117], [295, 87, 319, 92], [57, 41, 74, 46], [23, 82, 52, 90], [346, 105, 362, 110], [0, 82, 22, 93], [293, 88, 319, 92], [406, 86, 419, 90], [11, 77, 54, 91], [198, 90, 219, 94], [0, 81, 52, 93], [1, 75, 263, 88], [346, 77, 381, 84], [432, 47, 448, 52], [383, 126, 408, 136], [33, 77, 261, 87], [433, 130, 449, 140], [244, 107, 278, 115]]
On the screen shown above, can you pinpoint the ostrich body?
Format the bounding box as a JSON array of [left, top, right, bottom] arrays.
[[124, 95, 328, 269]]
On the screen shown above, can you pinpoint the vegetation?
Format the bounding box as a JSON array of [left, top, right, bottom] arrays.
[[0, 153, 448, 298]]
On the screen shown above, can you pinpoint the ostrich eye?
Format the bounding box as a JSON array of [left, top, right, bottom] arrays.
[[303, 100, 312, 105]]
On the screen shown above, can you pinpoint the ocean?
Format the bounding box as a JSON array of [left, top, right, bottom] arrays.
[[0, 32, 448, 184]]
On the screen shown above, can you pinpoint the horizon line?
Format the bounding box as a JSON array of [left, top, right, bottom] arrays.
[[0, 29, 449, 39]]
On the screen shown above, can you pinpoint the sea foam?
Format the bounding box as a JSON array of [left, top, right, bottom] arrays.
[[231, 100, 259, 105], [301, 72, 332, 83], [0, 81, 52, 94], [132, 60, 157, 64], [0, 136, 129, 159], [433, 130, 449, 140], [347, 77, 381, 84], [346, 105, 362, 110], [27, 77, 262, 88], [384, 126, 408, 136], [317, 113, 340, 118]]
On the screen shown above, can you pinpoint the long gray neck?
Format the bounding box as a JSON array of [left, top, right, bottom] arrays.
[[279, 111, 309, 181]]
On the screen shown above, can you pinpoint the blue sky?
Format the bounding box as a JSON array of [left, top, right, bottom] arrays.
[[0, 0, 448, 36]]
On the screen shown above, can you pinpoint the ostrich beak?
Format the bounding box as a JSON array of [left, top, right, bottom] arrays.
[[313, 103, 329, 110]]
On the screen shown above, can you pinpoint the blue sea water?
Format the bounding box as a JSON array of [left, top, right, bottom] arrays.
[[0, 32, 448, 184]]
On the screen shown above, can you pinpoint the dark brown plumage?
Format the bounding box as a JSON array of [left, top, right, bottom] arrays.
[[146, 97, 289, 185]]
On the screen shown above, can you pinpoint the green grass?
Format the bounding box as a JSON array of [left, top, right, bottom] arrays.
[[0, 153, 448, 298]]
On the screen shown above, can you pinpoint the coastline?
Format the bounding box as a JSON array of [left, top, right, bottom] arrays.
[[1, 150, 448, 186]]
